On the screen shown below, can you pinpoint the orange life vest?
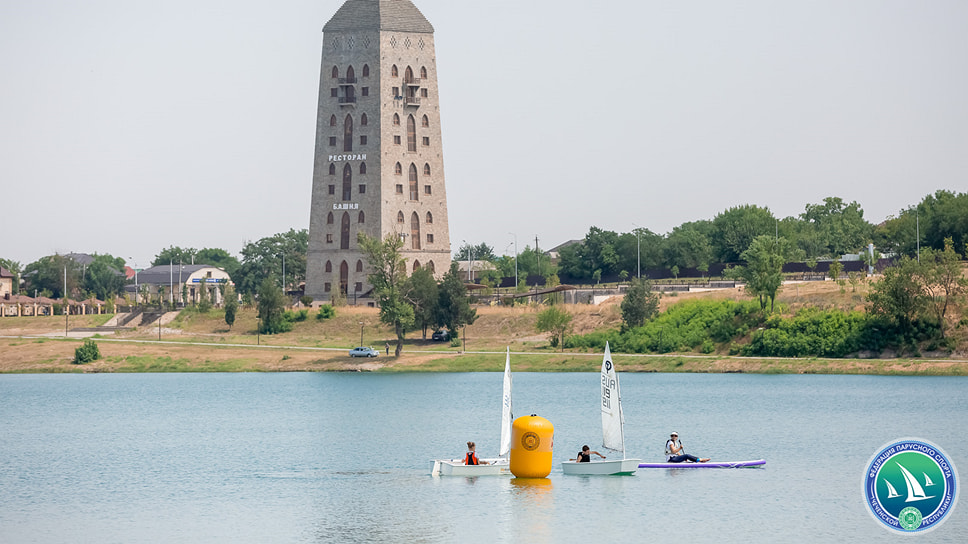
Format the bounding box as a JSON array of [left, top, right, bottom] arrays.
[[465, 452, 479, 465]]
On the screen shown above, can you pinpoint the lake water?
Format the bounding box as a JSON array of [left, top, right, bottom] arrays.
[[1, 372, 966, 543]]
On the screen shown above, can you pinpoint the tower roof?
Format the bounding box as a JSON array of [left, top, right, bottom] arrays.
[[323, 0, 434, 33]]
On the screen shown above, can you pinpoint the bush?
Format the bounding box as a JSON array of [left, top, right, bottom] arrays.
[[299, 295, 314, 307], [283, 309, 309, 322], [316, 304, 336, 320], [450, 336, 462, 347], [73, 339, 100, 364]]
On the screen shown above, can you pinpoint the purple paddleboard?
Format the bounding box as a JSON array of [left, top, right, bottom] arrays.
[[637, 459, 766, 468]]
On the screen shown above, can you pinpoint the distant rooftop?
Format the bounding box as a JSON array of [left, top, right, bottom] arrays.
[[323, 0, 434, 33]]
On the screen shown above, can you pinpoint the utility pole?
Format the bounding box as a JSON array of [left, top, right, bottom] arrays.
[[64, 266, 68, 337], [535, 236, 540, 278]]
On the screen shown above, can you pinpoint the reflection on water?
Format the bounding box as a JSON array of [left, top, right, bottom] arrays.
[[1, 373, 966, 543]]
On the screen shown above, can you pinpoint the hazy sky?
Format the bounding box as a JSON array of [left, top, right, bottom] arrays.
[[2, 0, 966, 268]]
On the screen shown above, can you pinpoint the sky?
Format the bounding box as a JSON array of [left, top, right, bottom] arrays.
[[2, 0, 966, 268]]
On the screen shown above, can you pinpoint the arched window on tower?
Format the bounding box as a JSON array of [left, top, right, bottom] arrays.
[[340, 213, 351, 249], [413, 261, 421, 272], [405, 66, 414, 84], [328, 163, 336, 176], [330, 115, 337, 127], [331, 66, 339, 79], [362, 64, 369, 78], [397, 211, 404, 224], [343, 115, 353, 152], [426, 211, 433, 224], [421, 114, 429, 128], [360, 113, 367, 126], [393, 113, 400, 126], [346, 65, 355, 82], [339, 261, 348, 295], [325, 261, 332, 273], [423, 163, 431, 176], [359, 162, 366, 175], [394, 162, 402, 175], [391, 65, 398, 77], [428, 261, 435, 274], [358, 211, 365, 223], [356, 260, 363, 273], [342, 164, 352, 201], [407, 115, 416, 152], [410, 212, 421, 250], [420, 66, 427, 79], [409, 163, 418, 201], [327, 212, 334, 224]]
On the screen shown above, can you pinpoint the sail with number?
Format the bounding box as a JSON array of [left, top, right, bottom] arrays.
[[600, 343, 625, 455], [499, 347, 513, 457]]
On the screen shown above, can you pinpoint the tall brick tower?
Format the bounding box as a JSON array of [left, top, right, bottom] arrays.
[[305, 0, 451, 302]]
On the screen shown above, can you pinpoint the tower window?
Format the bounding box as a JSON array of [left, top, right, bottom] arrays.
[[358, 184, 366, 194], [427, 233, 434, 244], [331, 66, 339, 79], [346, 65, 355, 81], [340, 213, 350, 249], [326, 234, 333, 243], [410, 212, 421, 249], [428, 261, 435, 274], [426, 211, 433, 224], [392, 86, 399, 98], [394, 162, 402, 175], [329, 163, 336, 175], [356, 260, 364, 272], [361, 87, 368, 97], [397, 211, 405, 223], [396, 184, 403, 195], [405, 66, 414, 84], [360, 135, 367, 145], [394, 135, 401, 145], [423, 163, 431, 176], [421, 88, 428, 98], [409, 163, 419, 201], [362, 64, 369, 78], [342, 164, 352, 201], [420, 66, 427, 79], [359, 162, 367, 175], [358, 211, 365, 223], [325, 261, 332, 273], [328, 185, 335, 195], [422, 137, 430, 146], [327, 212, 334, 224], [422, 115, 429, 128], [329, 137, 336, 146], [391, 65, 398, 77], [424, 185, 431, 195], [343, 115, 353, 152], [407, 115, 417, 152], [331, 88, 337, 97], [324, 282, 331, 292], [393, 113, 400, 126], [360, 113, 368, 126], [330, 115, 337, 127]]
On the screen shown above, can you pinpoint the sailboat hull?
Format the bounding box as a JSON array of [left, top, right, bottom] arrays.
[[561, 458, 641, 475], [433, 458, 511, 477], [637, 459, 766, 469]]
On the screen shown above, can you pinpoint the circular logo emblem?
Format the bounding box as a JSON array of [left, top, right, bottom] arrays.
[[521, 431, 540, 451], [863, 438, 959, 534]]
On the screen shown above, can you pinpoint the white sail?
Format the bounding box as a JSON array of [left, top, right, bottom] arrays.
[[923, 472, 935, 487], [499, 347, 513, 457], [896, 462, 935, 502], [885, 480, 901, 498], [600, 343, 624, 454]]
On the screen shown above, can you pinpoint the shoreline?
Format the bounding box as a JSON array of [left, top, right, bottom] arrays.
[[2, 334, 966, 376]]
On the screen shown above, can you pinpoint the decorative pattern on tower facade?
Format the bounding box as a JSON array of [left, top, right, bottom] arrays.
[[306, 0, 451, 302]]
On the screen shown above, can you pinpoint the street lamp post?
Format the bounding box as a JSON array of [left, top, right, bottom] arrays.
[[632, 225, 641, 279], [509, 232, 518, 289], [359, 321, 364, 348]]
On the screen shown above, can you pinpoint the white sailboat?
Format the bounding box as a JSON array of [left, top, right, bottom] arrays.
[[561, 343, 641, 475], [431, 348, 513, 476], [896, 462, 935, 502]]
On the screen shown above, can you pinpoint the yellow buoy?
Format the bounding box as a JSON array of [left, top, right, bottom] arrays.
[[510, 414, 554, 478]]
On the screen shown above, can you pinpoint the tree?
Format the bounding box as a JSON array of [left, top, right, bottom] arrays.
[[23, 255, 82, 299], [731, 236, 793, 312], [436, 263, 477, 335], [535, 306, 573, 351], [257, 276, 290, 334], [224, 284, 238, 330], [454, 242, 496, 262], [408, 266, 439, 339], [867, 257, 927, 335], [152, 246, 198, 267], [663, 220, 714, 272], [233, 229, 309, 295], [621, 277, 659, 329], [82, 254, 127, 300], [920, 238, 968, 338], [358, 232, 414, 356], [828, 259, 843, 283], [800, 197, 872, 257], [712, 204, 777, 262]]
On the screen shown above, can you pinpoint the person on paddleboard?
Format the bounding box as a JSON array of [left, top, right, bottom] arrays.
[[575, 445, 606, 463], [665, 432, 710, 463], [463, 441, 489, 465]]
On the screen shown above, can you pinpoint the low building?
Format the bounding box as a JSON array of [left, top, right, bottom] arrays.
[[128, 264, 233, 306]]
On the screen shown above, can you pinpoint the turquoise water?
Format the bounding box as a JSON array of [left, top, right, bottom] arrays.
[[1, 372, 965, 543]]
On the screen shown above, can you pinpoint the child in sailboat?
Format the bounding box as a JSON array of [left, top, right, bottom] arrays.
[[575, 445, 606, 463], [463, 441, 489, 465], [665, 432, 710, 463]]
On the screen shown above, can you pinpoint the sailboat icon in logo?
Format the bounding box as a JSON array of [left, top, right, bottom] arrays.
[[883, 462, 936, 502]]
